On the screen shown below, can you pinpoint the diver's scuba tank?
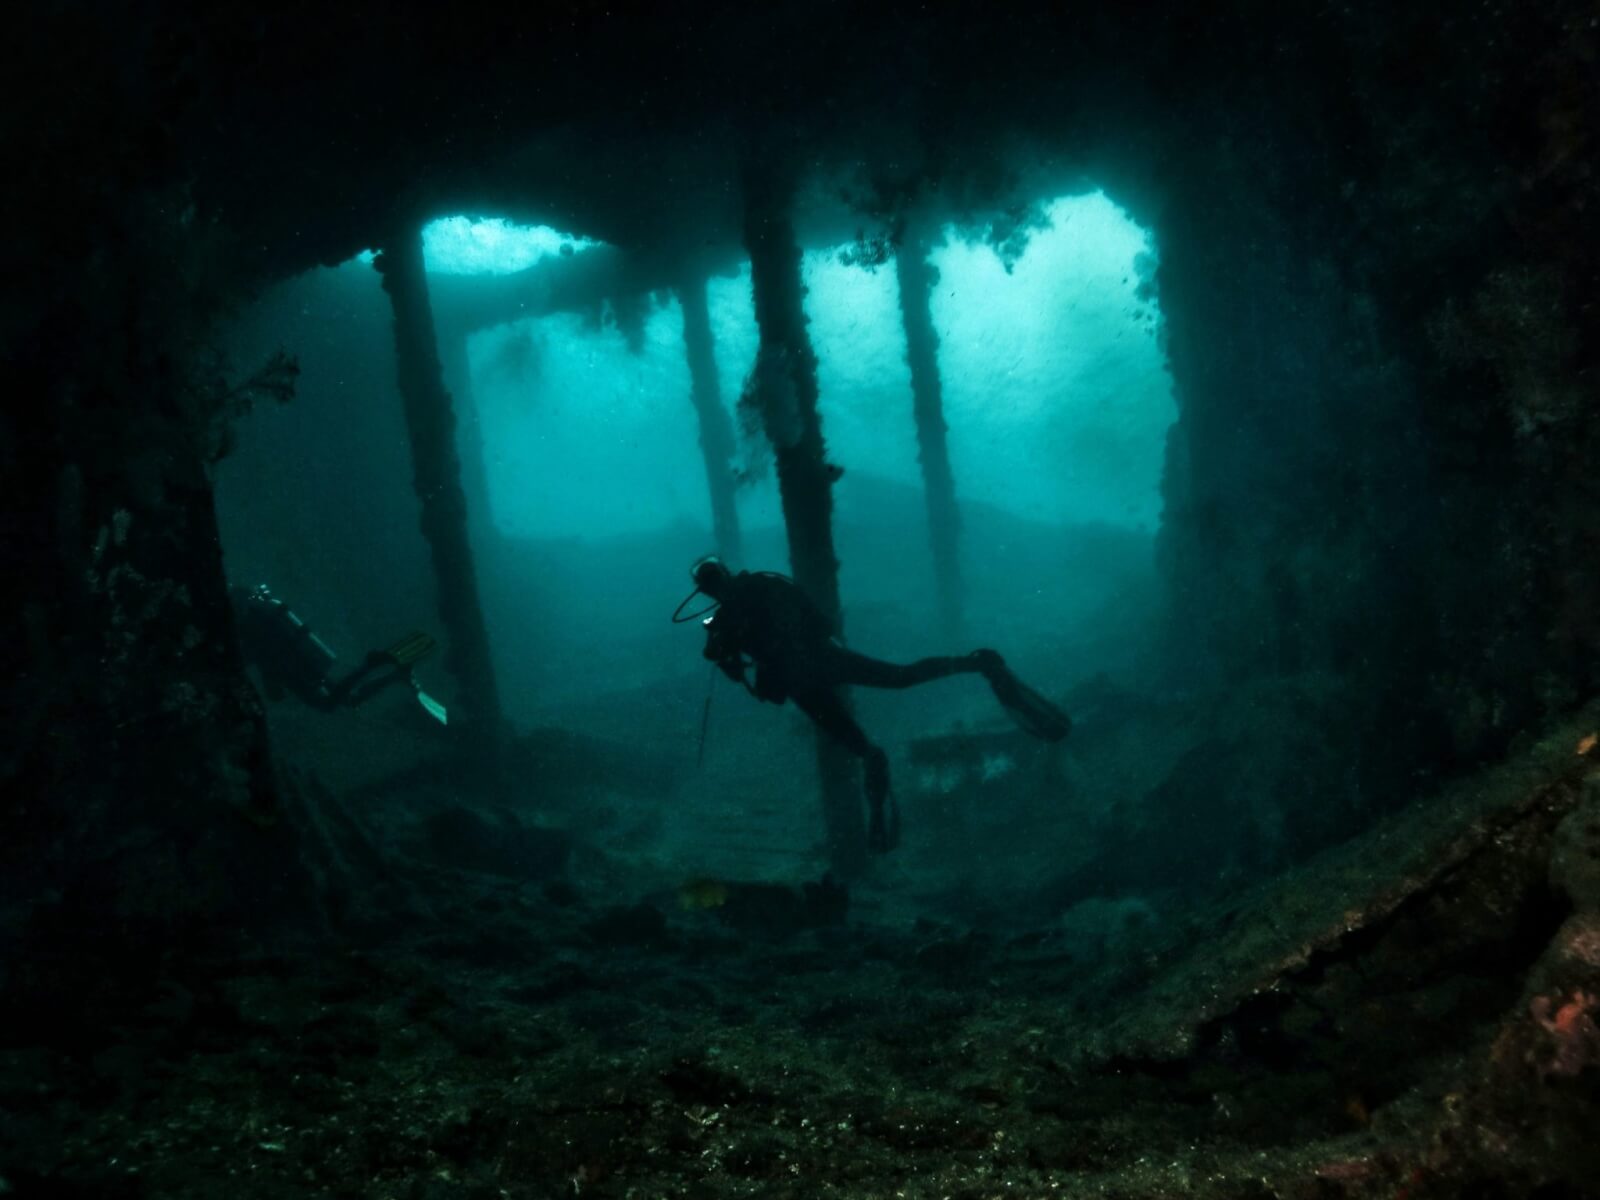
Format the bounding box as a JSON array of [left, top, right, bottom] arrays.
[[232, 584, 447, 724], [234, 583, 339, 704]]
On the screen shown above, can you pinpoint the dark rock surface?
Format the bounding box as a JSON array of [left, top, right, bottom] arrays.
[[4, 3, 1600, 1195], [0, 710, 1595, 1197]]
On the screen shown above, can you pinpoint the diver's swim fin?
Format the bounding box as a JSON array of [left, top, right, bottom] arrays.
[[384, 630, 436, 667], [982, 657, 1072, 742], [384, 632, 444, 721], [412, 681, 448, 726]]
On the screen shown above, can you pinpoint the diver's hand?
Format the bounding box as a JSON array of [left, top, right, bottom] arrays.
[[703, 615, 738, 664]]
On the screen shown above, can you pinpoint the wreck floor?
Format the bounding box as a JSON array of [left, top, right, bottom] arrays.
[[4, 702, 1599, 1199]]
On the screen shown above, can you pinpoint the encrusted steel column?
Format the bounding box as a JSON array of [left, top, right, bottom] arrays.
[[896, 231, 963, 641], [742, 161, 865, 877], [375, 226, 504, 762], [677, 275, 743, 564], [3, 196, 319, 946], [435, 326, 496, 553]]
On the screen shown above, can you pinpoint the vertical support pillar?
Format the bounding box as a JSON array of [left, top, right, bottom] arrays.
[[895, 232, 963, 641], [435, 325, 496, 554], [375, 226, 504, 764], [4, 226, 320, 947], [677, 275, 744, 564], [742, 161, 865, 878]]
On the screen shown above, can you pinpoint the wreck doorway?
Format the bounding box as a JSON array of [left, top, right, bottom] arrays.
[[464, 191, 1174, 726], [803, 190, 1175, 727], [464, 274, 779, 722]]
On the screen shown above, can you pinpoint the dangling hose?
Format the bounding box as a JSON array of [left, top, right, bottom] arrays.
[[676, 574, 724, 769], [697, 660, 717, 768], [672, 587, 720, 624]]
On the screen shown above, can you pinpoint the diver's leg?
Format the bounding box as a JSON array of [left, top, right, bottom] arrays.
[[969, 651, 1073, 741], [325, 653, 391, 708], [824, 646, 988, 690], [791, 687, 897, 853]]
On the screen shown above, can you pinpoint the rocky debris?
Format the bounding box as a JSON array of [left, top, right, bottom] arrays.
[[699, 876, 850, 939], [1413, 768, 1600, 1194], [298, 1007, 383, 1063], [584, 902, 671, 948], [1083, 702, 1600, 1070], [1550, 774, 1600, 911], [911, 931, 994, 979], [4, 702, 1598, 1197], [417, 804, 570, 881]]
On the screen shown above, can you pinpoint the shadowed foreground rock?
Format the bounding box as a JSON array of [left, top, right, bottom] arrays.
[[4, 5, 1600, 1197], [2, 704, 1596, 1198]]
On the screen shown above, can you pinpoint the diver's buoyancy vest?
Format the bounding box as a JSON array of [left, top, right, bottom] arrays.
[[727, 572, 833, 664]]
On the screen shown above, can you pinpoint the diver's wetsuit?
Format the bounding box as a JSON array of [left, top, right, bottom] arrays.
[[231, 585, 438, 716], [702, 571, 990, 850], [232, 584, 343, 710]]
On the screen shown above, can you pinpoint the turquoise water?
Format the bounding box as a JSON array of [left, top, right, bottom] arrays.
[[460, 192, 1171, 542]]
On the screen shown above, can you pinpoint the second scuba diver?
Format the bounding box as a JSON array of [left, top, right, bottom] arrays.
[[231, 583, 449, 725], [678, 557, 1070, 854]]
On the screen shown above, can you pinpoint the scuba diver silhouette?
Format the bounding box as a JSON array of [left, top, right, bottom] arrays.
[[230, 583, 448, 725], [676, 557, 1070, 854]]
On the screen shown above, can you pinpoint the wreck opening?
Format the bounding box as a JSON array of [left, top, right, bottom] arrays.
[[444, 188, 1176, 717], [10, 4, 1600, 1195], [422, 215, 600, 275]]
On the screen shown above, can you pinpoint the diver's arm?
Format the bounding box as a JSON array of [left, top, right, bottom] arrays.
[[702, 612, 739, 671]]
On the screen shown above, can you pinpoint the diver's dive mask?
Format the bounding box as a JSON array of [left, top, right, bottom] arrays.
[[673, 554, 726, 624]]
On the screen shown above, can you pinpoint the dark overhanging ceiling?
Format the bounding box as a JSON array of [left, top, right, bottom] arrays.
[[133, 1, 1249, 285], [421, 142, 1140, 344], [12, 0, 1489, 309]]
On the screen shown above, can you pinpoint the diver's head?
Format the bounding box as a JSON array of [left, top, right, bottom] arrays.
[[692, 555, 732, 599]]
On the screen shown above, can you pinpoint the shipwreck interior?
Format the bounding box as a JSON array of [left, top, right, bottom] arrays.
[[3, 4, 1600, 1197]]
